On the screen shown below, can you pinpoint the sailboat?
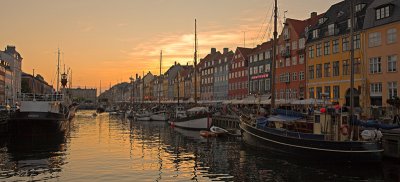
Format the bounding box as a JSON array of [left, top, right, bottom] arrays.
[[169, 19, 212, 130], [150, 50, 169, 121], [239, 0, 383, 162], [10, 49, 78, 135]]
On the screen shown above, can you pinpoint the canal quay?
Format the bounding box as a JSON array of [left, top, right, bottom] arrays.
[[0, 110, 398, 182]]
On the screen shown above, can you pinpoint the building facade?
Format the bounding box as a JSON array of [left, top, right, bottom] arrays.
[[21, 72, 54, 94], [0, 45, 23, 105], [200, 48, 221, 100], [248, 41, 273, 96], [363, 0, 400, 110], [275, 13, 321, 100], [306, 0, 373, 108], [229, 47, 252, 99], [213, 48, 233, 100]]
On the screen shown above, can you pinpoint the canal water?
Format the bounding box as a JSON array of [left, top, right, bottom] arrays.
[[0, 110, 399, 181]]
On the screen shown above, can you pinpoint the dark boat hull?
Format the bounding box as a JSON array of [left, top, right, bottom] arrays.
[[9, 112, 70, 137], [240, 122, 383, 163]]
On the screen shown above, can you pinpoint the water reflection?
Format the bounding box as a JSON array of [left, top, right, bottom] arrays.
[[0, 110, 399, 181]]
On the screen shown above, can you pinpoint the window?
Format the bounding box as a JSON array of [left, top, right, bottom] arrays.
[[333, 61, 339, 76], [324, 86, 331, 98], [299, 71, 305, 80], [332, 39, 339, 53], [292, 56, 297, 65], [265, 51, 271, 59], [316, 43, 322, 57], [316, 87, 322, 99], [387, 28, 397, 44], [309, 87, 315, 99], [355, 58, 361, 74], [313, 29, 319, 39], [286, 58, 290, 67], [279, 60, 284, 68], [299, 54, 304, 64], [316, 64, 322, 78], [250, 56, 253, 63], [333, 86, 340, 99], [324, 41, 330, 55], [328, 24, 335, 36], [369, 57, 382, 74], [388, 55, 397, 72], [354, 33, 361, 49], [343, 60, 350, 75], [259, 65, 264, 73], [291, 41, 297, 51], [355, 4, 366, 12], [299, 38, 305, 49], [265, 79, 270, 91], [388, 82, 398, 99], [259, 53, 264, 61], [292, 72, 297, 81], [249, 67, 253, 75], [342, 37, 349, 51], [370, 83, 382, 94], [369, 32, 381, 47], [308, 46, 314, 58], [324, 63, 331, 77], [308, 66, 314, 79], [265, 64, 271, 72], [376, 6, 390, 20]]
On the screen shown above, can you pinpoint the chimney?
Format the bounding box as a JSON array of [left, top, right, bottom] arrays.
[[223, 48, 229, 54], [311, 12, 317, 18], [211, 48, 216, 54], [136, 74, 138, 79]]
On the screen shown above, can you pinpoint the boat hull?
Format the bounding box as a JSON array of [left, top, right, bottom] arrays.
[[170, 115, 212, 130], [240, 122, 383, 163], [150, 114, 168, 121], [9, 112, 70, 137]]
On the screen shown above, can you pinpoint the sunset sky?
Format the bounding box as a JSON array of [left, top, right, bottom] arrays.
[[1, 0, 340, 93]]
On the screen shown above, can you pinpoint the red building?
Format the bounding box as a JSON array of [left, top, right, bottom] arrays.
[[199, 48, 221, 101], [228, 47, 253, 99], [275, 13, 322, 100]]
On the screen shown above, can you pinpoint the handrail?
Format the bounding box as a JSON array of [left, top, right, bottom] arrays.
[[17, 93, 64, 102]]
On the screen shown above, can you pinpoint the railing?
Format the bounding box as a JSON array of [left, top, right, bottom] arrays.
[[18, 93, 64, 102]]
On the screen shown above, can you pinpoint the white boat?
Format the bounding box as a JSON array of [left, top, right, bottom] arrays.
[[135, 109, 152, 121], [210, 126, 228, 135], [169, 107, 212, 130], [150, 111, 169, 121]]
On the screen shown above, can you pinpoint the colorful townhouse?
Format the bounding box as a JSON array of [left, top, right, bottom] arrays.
[[247, 41, 273, 96], [228, 47, 253, 99], [213, 48, 234, 101], [306, 0, 374, 108], [200, 48, 221, 100], [363, 0, 399, 114], [275, 13, 322, 100]]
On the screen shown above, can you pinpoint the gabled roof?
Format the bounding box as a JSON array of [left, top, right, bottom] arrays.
[[249, 41, 272, 55], [236, 47, 253, 58]]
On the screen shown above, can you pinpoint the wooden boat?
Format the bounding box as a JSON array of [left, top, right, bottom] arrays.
[[210, 126, 228, 135], [169, 107, 212, 130], [200, 130, 217, 137]]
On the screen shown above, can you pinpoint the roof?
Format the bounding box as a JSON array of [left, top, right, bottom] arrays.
[[249, 41, 272, 55], [236, 47, 253, 58], [363, 0, 400, 29]]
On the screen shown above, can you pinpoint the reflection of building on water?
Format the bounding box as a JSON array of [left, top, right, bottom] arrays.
[[0, 131, 68, 180]]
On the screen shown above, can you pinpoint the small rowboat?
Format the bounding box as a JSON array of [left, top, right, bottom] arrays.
[[200, 130, 217, 137], [210, 126, 228, 135]]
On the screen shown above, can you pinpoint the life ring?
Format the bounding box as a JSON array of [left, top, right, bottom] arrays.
[[340, 125, 349, 135]]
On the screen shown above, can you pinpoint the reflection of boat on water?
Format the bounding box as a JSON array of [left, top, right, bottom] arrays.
[[174, 127, 209, 142]]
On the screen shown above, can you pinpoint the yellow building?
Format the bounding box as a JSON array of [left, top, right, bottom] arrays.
[[306, 0, 372, 109], [363, 1, 400, 115]]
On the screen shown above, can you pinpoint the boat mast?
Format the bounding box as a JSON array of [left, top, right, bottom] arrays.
[[270, 0, 278, 113], [142, 71, 144, 104], [349, 0, 356, 140], [56, 48, 60, 93], [159, 50, 162, 105], [177, 70, 180, 105], [194, 19, 198, 105]]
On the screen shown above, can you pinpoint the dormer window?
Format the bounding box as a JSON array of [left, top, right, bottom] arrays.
[[313, 29, 319, 39], [318, 17, 327, 25], [376, 5, 391, 20], [328, 24, 335, 36], [337, 11, 344, 18], [355, 4, 366, 12], [347, 18, 357, 29]]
